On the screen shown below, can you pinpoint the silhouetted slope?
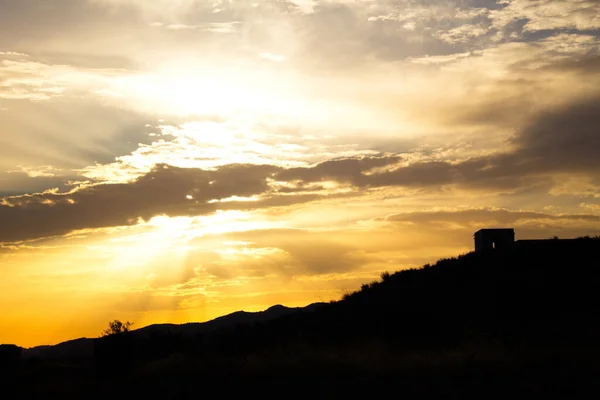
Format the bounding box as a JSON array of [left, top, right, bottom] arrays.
[[89, 237, 600, 357], [11, 237, 600, 399], [231, 237, 600, 350]]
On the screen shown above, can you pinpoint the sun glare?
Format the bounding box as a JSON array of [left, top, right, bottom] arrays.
[[103, 211, 281, 270], [112, 68, 289, 117]]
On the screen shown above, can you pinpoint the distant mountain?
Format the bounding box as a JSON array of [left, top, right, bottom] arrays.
[[20, 303, 326, 359], [132, 302, 326, 339], [23, 338, 93, 359]]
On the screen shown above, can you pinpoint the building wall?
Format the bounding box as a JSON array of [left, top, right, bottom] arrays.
[[475, 230, 515, 251]]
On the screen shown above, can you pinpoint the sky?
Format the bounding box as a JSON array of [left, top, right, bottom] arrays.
[[1, 0, 599, 347]]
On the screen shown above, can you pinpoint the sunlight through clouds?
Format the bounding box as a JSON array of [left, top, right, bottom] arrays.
[[79, 119, 383, 183], [1, 0, 599, 347]]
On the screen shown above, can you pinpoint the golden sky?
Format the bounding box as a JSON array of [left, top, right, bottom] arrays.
[[1, 0, 599, 347]]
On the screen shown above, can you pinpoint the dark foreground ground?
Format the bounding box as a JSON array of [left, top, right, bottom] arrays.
[[3, 238, 599, 399], [10, 343, 599, 399]]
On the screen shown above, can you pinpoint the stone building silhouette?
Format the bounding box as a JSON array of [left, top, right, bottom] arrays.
[[474, 228, 515, 252]]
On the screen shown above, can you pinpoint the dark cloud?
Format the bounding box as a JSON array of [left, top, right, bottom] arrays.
[[546, 54, 600, 75], [275, 95, 600, 191], [275, 184, 325, 193], [0, 172, 74, 198], [385, 209, 600, 225], [0, 163, 279, 243], [514, 94, 600, 171], [275, 155, 403, 185], [0, 160, 367, 243], [422, 42, 600, 131]]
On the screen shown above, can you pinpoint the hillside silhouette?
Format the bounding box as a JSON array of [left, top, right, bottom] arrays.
[[20, 303, 323, 360], [2, 237, 599, 398]]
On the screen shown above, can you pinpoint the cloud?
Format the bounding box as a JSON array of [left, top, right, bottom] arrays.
[[0, 0, 143, 64], [514, 93, 600, 168], [0, 163, 279, 243], [491, 0, 600, 33], [157, 21, 241, 33], [275, 92, 600, 192], [435, 24, 490, 44], [3, 89, 600, 244], [4, 0, 600, 350], [259, 52, 286, 62], [0, 171, 76, 198], [275, 155, 403, 185], [579, 203, 600, 213], [0, 0, 597, 74], [7, 165, 68, 180], [237, 228, 372, 275], [383, 207, 600, 242], [1, 0, 599, 244], [385, 208, 600, 226], [0, 0, 315, 69]]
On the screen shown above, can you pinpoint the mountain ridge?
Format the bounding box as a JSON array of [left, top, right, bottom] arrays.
[[18, 302, 326, 359]]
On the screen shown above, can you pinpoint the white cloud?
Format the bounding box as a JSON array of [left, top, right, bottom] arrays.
[[0, 59, 127, 101], [9, 166, 63, 178], [292, 0, 318, 14], [259, 52, 286, 62], [161, 21, 241, 33], [78, 120, 380, 183], [491, 0, 600, 33], [368, 8, 432, 24], [407, 51, 476, 65], [436, 24, 490, 44], [0, 51, 29, 57], [579, 203, 600, 212]]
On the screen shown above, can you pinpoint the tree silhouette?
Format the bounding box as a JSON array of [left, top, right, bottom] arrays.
[[101, 320, 134, 337]]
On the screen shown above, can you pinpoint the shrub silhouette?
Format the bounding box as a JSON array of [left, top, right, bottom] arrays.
[[380, 271, 391, 281], [101, 320, 134, 337]]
